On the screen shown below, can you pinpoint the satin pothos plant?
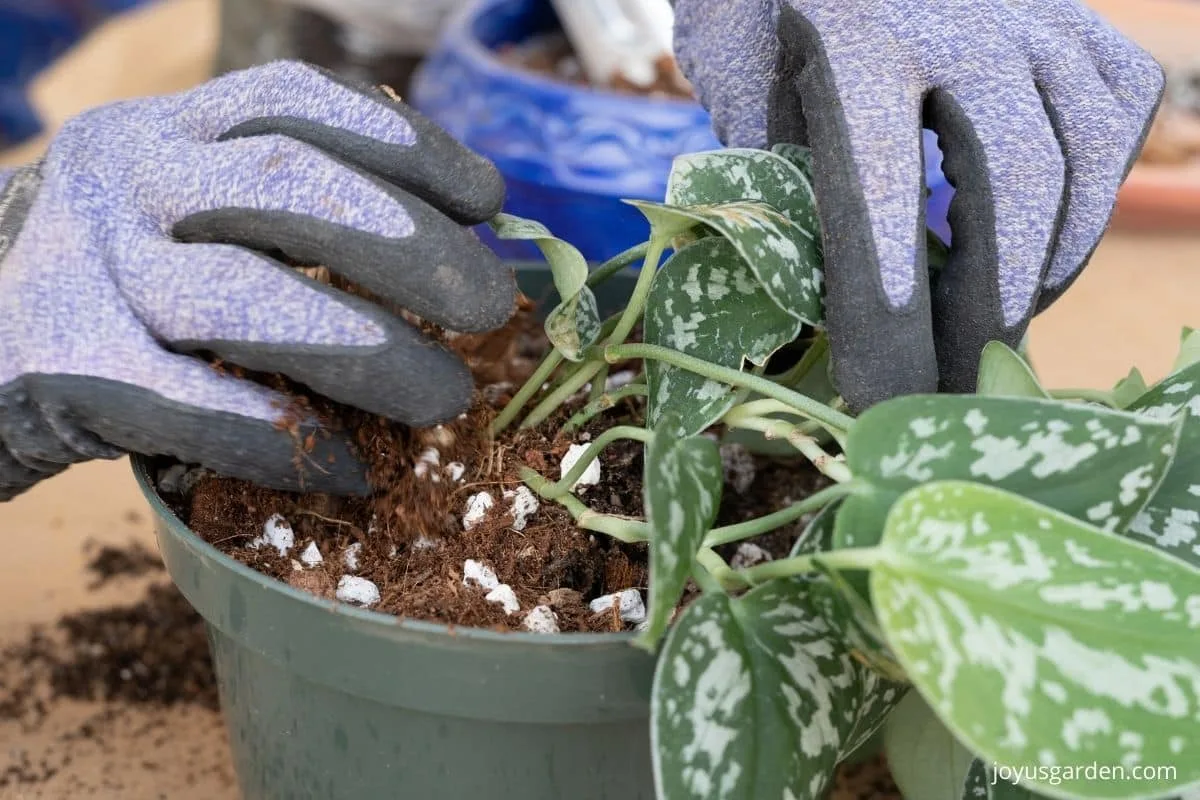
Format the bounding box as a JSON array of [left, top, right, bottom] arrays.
[[487, 146, 1200, 800]]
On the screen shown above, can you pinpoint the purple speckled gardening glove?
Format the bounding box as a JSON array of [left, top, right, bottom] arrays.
[[0, 60, 514, 501], [674, 0, 1164, 410]]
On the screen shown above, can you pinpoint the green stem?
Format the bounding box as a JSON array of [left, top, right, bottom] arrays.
[[586, 241, 652, 289], [520, 361, 605, 430], [725, 399, 805, 423], [539, 426, 654, 500], [605, 343, 854, 435], [491, 349, 564, 434], [701, 482, 861, 548], [496, 311, 628, 435], [520, 468, 648, 543], [739, 547, 885, 585], [578, 510, 650, 544], [730, 363, 768, 407], [588, 366, 610, 404], [724, 399, 825, 441], [607, 236, 668, 346], [1049, 388, 1117, 407], [690, 557, 726, 595], [696, 548, 747, 592], [725, 416, 853, 483], [562, 384, 648, 434]]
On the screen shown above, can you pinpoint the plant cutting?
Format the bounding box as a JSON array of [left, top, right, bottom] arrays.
[[479, 143, 1200, 800], [140, 143, 1200, 800]]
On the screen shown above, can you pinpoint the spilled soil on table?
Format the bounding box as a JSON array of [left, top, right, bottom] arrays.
[[0, 540, 227, 794]]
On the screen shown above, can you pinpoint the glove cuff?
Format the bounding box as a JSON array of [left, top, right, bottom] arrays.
[[0, 160, 42, 267]]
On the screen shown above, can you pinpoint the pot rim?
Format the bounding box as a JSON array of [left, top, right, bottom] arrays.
[[132, 453, 641, 650], [440, 0, 704, 109]]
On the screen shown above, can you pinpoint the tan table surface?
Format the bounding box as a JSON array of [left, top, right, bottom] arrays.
[[0, 1, 1197, 797]]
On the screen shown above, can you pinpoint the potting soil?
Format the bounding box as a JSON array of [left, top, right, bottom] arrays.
[[173, 296, 830, 633]]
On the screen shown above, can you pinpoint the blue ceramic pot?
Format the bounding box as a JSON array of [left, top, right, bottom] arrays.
[[412, 0, 953, 263], [0, 0, 150, 146]]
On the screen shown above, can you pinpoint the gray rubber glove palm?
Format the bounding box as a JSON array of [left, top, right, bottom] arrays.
[[674, 0, 1164, 410], [0, 60, 514, 501]]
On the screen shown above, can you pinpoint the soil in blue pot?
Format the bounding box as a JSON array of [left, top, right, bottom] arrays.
[[413, 0, 954, 263]]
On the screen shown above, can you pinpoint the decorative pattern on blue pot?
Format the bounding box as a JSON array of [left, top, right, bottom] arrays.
[[413, 0, 953, 263]]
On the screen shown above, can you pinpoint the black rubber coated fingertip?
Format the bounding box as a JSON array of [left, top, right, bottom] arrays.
[[395, 349, 475, 429], [284, 425, 371, 497], [401, 109, 508, 224]]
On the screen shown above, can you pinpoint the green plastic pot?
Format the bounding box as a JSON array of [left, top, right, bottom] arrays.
[[134, 264, 657, 800]]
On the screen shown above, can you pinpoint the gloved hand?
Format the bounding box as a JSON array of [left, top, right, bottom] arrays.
[[674, 0, 1165, 410], [0, 60, 514, 501]]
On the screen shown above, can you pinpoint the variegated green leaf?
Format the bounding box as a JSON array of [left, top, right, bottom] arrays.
[[887, 692, 978, 800], [978, 342, 1049, 399], [836, 396, 1183, 555], [1112, 368, 1149, 410], [1173, 327, 1200, 373], [667, 148, 819, 237], [791, 501, 840, 558], [1127, 363, 1200, 567], [791, 504, 909, 681], [629, 199, 823, 326], [652, 578, 905, 800], [488, 213, 601, 360], [638, 417, 723, 650], [770, 143, 815, 184], [543, 288, 603, 360], [644, 237, 805, 435], [873, 481, 1200, 800]]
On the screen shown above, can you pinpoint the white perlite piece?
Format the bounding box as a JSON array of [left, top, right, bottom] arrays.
[[300, 541, 324, 567], [504, 486, 540, 531], [445, 462, 466, 483], [336, 576, 380, 608], [343, 543, 362, 572], [414, 447, 441, 482], [731, 542, 773, 570], [720, 443, 757, 495], [463, 492, 495, 531], [605, 371, 638, 391], [485, 584, 521, 615], [523, 605, 560, 634], [589, 589, 646, 623], [463, 559, 500, 591], [249, 514, 295, 557], [560, 444, 601, 492]]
